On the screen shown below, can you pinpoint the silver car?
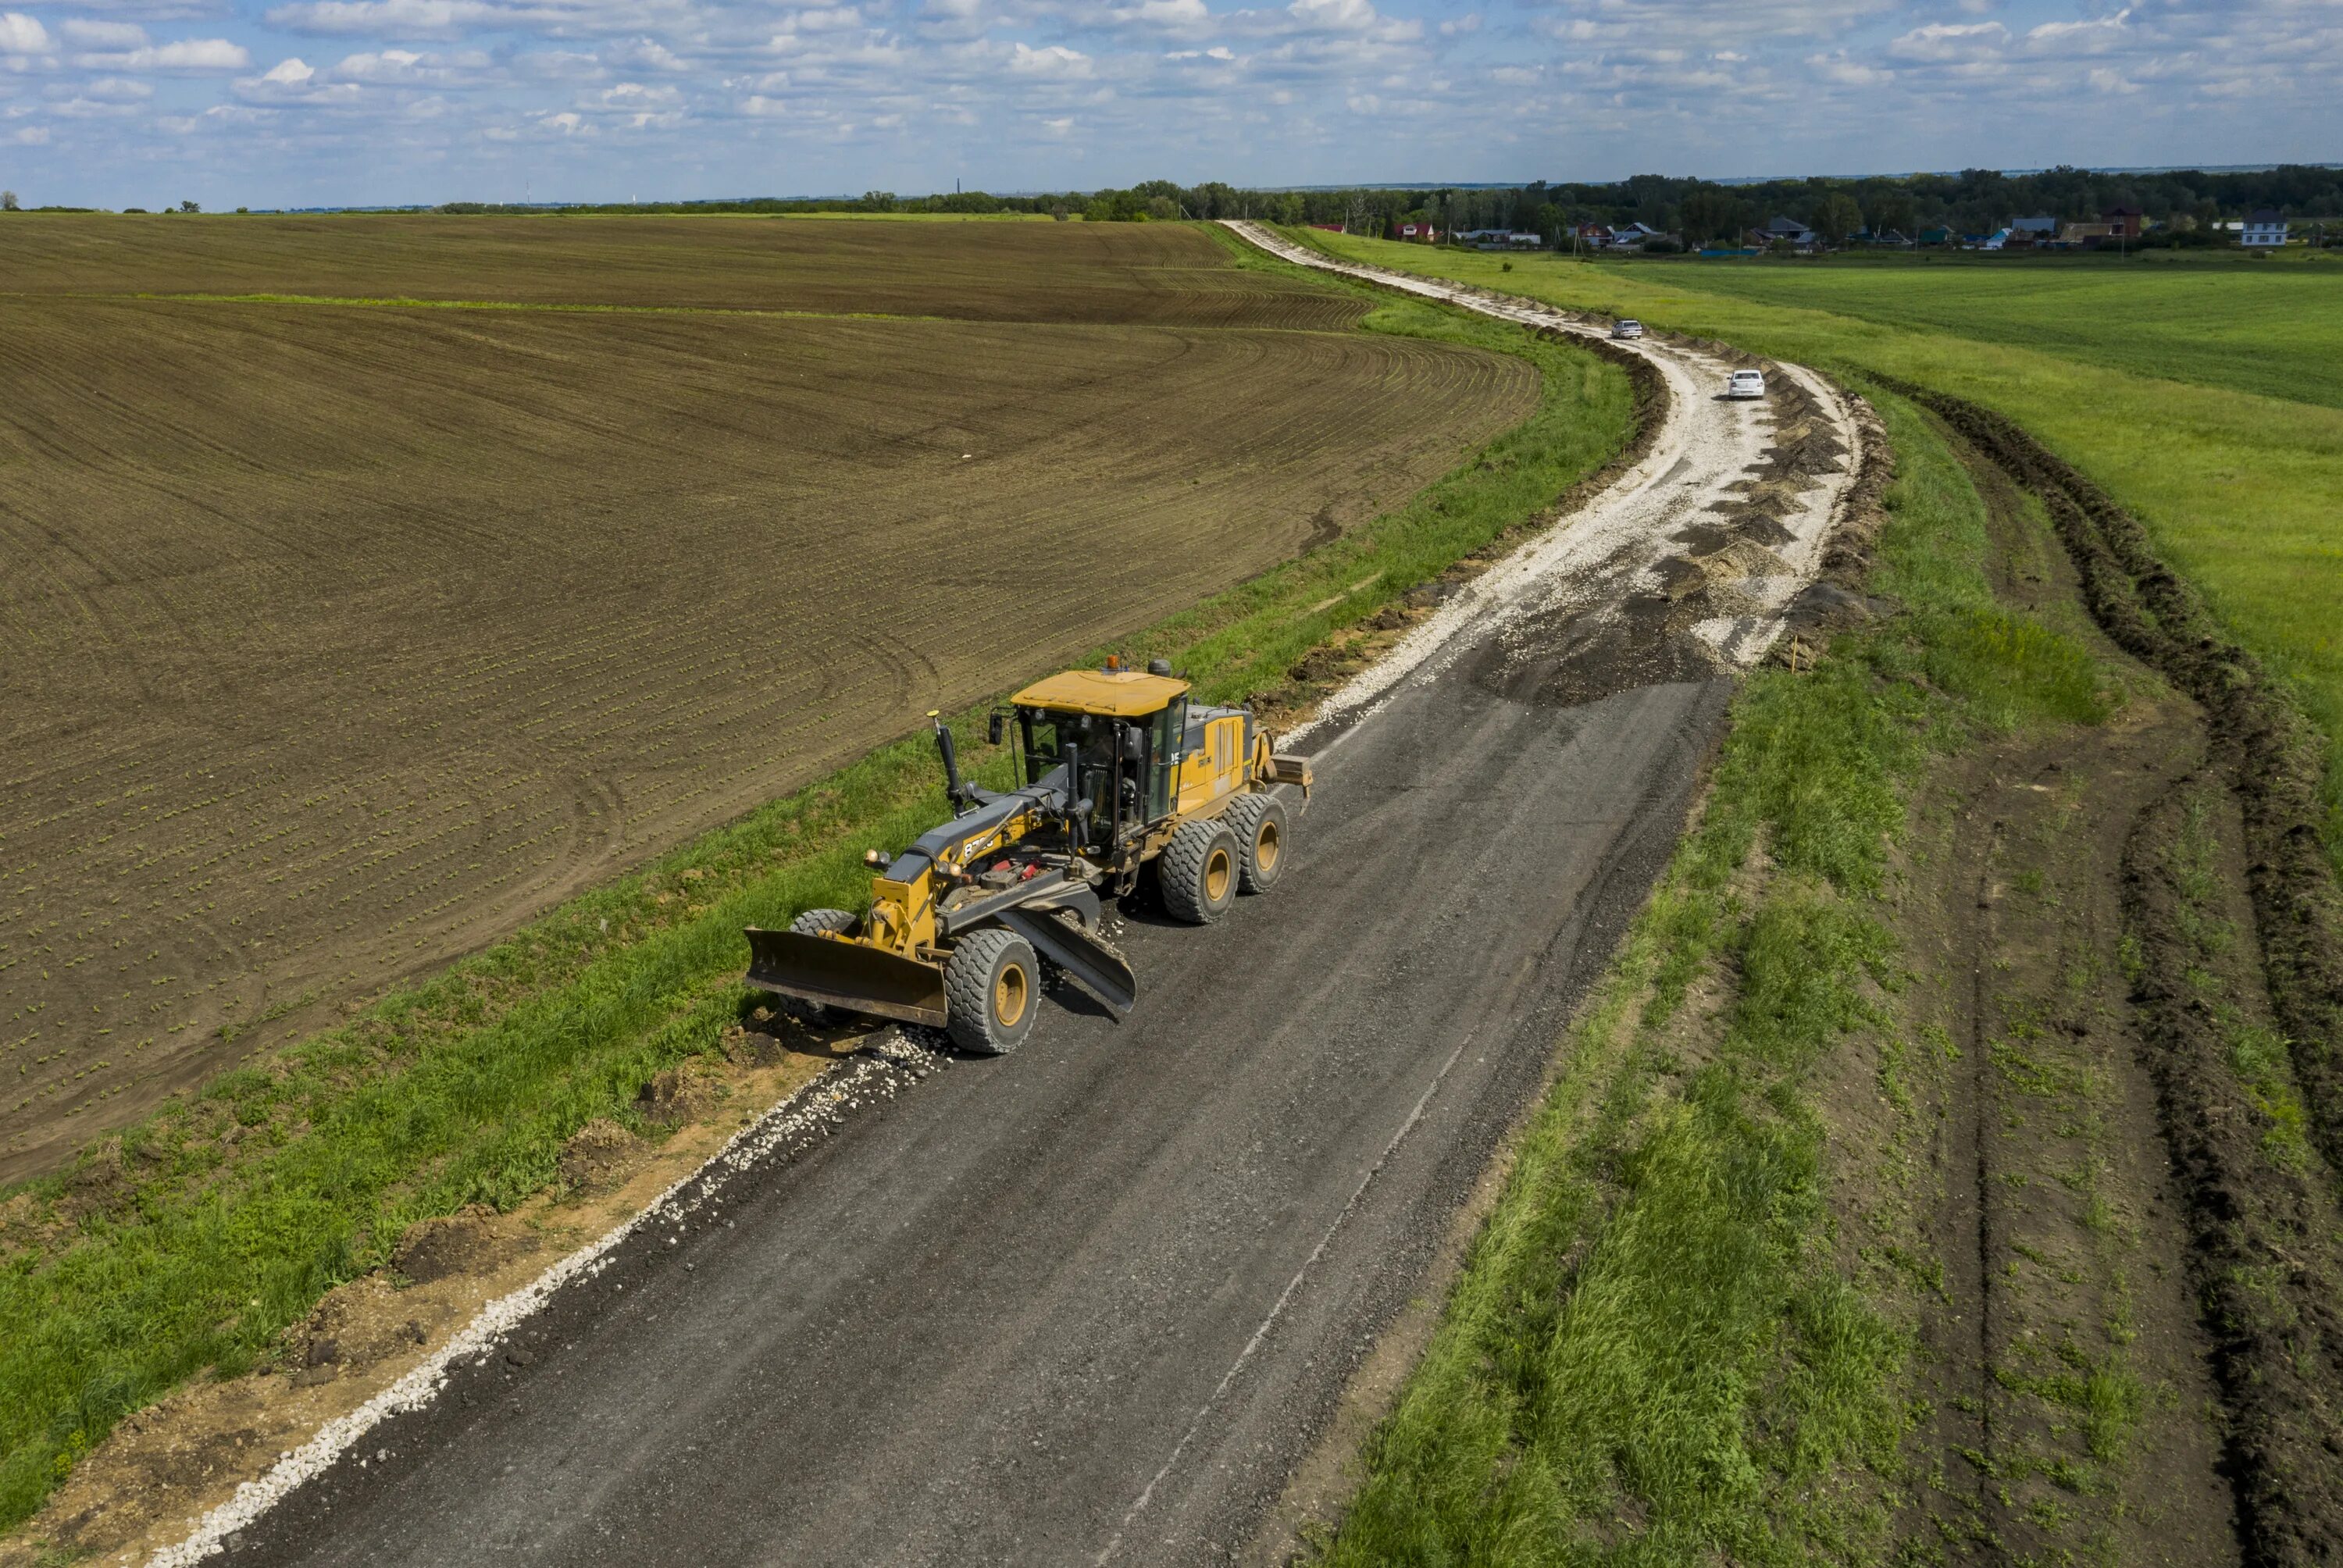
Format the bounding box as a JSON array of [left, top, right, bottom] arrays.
[[1611, 319, 1644, 340], [1725, 369, 1766, 400]]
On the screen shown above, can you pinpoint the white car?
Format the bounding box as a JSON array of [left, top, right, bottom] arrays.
[[1725, 369, 1767, 400], [1611, 319, 1644, 340]]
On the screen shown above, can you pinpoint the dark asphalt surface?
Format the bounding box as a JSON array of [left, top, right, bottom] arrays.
[[234, 631, 1732, 1567]]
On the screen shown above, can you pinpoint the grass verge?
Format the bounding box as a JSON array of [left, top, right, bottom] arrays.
[[1319, 388, 2119, 1563], [0, 281, 1632, 1532]]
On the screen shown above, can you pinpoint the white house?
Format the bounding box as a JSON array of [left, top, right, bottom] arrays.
[[2241, 208, 2289, 248]]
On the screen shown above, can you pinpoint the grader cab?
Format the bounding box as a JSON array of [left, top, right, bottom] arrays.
[[744, 658, 1310, 1053]]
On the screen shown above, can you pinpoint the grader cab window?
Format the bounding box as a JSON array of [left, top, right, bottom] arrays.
[[1022, 709, 1123, 842], [1148, 699, 1186, 822], [1020, 700, 1182, 842]]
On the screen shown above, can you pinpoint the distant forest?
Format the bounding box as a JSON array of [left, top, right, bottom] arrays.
[[449, 165, 2343, 244]]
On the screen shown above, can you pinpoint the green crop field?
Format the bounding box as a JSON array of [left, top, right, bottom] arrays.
[[1291, 231, 2343, 859]]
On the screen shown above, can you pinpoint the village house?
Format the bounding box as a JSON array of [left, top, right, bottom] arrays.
[[1749, 216, 1818, 251], [1457, 228, 1546, 251], [2241, 207, 2289, 248]]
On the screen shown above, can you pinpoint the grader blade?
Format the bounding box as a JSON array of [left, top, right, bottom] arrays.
[[998, 908, 1136, 1021], [744, 928, 948, 1027]]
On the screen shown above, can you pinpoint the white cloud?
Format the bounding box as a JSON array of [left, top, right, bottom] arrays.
[[597, 78, 676, 105], [512, 48, 601, 78], [59, 74, 154, 98], [603, 36, 683, 70], [332, 46, 490, 82], [915, 0, 984, 39], [12, 121, 48, 140], [263, 55, 314, 81], [0, 12, 53, 55], [1887, 20, 2007, 59], [72, 35, 248, 69], [264, 0, 496, 37], [2027, 9, 2129, 51], [60, 20, 149, 48], [1008, 41, 1091, 76], [1807, 49, 1891, 85], [1438, 10, 1478, 34], [49, 91, 144, 114], [1117, 0, 1209, 25]]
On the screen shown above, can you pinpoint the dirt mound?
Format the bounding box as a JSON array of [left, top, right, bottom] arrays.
[[392, 1206, 504, 1286], [558, 1117, 642, 1193], [634, 1063, 719, 1127]]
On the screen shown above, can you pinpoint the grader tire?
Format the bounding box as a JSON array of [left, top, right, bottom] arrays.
[[1223, 793, 1288, 895], [944, 927, 1040, 1056], [1160, 819, 1239, 925], [776, 907, 858, 1022]]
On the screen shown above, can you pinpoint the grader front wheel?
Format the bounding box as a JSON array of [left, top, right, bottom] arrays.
[[944, 927, 1040, 1055]]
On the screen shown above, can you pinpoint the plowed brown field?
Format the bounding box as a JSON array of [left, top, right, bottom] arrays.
[[0, 221, 1535, 1177], [0, 213, 1364, 329]]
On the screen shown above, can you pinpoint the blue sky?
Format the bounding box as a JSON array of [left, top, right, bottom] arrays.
[[0, 0, 2331, 208]]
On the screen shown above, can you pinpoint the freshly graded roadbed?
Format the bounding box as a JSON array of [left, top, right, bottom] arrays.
[[158, 237, 1866, 1566]]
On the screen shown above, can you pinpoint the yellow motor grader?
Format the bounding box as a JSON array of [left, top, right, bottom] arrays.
[[743, 657, 1311, 1053]]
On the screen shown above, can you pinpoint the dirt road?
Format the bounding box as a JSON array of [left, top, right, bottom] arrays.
[[166, 248, 1866, 1567]]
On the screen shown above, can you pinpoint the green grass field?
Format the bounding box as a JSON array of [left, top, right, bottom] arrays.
[[1656, 255, 2343, 409], [1292, 233, 2343, 861]]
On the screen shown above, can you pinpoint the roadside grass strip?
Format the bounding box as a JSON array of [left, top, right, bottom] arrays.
[[1321, 392, 2117, 1564], [1287, 229, 2343, 868], [0, 290, 1632, 1531]]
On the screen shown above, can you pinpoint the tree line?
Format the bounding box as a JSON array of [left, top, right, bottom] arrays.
[[429, 166, 2339, 244], [1097, 166, 2343, 244]]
